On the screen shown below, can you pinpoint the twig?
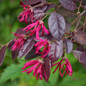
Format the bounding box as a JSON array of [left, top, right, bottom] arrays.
[[75, 16, 82, 30], [32, 1, 46, 8], [42, 14, 49, 21], [77, 17, 86, 31], [71, 10, 86, 26], [32, 1, 59, 8], [55, 4, 62, 11], [77, 0, 82, 15], [48, 1, 59, 4], [75, 11, 86, 30]]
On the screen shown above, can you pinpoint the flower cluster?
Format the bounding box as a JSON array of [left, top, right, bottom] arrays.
[[18, 1, 34, 23], [22, 59, 44, 80], [52, 58, 73, 77], [35, 39, 50, 58], [1, 0, 86, 83], [23, 20, 49, 39], [12, 33, 26, 51], [11, 1, 73, 82]]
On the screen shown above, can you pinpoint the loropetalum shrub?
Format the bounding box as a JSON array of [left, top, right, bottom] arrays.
[[0, 0, 86, 82]]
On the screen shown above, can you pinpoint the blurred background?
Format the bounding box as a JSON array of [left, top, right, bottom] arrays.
[[0, 0, 86, 86]]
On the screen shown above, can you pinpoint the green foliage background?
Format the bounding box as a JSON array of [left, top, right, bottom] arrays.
[[0, 0, 86, 86]]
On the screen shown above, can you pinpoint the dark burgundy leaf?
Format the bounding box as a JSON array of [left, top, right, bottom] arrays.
[[48, 40, 63, 62], [73, 49, 86, 69], [33, 8, 45, 20], [73, 50, 86, 69], [64, 39, 73, 54], [15, 28, 27, 34], [33, 3, 48, 13], [73, 50, 82, 60], [59, 0, 77, 11], [33, 3, 56, 20], [42, 3, 48, 12], [76, 46, 85, 52], [23, 0, 46, 5], [12, 49, 19, 60], [43, 57, 51, 81], [72, 31, 86, 45], [19, 38, 35, 58], [79, 51, 86, 64], [25, 47, 39, 60], [44, 3, 56, 12], [39, 33, 56, 41], [0, 46, 6, 66], [48, 12, 66, 41], [8, 40, 15, 50], [45, 33, 56, 41]]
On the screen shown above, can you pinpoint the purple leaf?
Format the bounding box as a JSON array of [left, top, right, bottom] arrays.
[[8, 40, 15, 50], [79, 51, 86, 64], [15, 28, 27, 34], [43, 57, 51, 81], [73, 50, 82, 60], [0, 46, 6, 66], [73, 49, 86, 69], [33, 3, 56, 20], [23, 0, 46, 5], [33, 7, 45, 20], [25, 47, 39, 60], [39, 33, 56, 41], [76, 46, 85, 52], [64, 39, 73, 54], [48, 40, 63, 62], [44, 3, 56, 12], [45, 33, 56, 41], [59, 0, 77, 11], [19, 38, 35, 58], [48, 12, 66, 41], [33, 3, 47, 13], [8, 40, 19, 60], [12, 49, 19, 60], [72, 31, 86, 45]]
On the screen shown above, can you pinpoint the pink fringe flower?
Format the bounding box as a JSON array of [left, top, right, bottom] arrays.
[[52, 58, 73, 77], [35, 39, 50, 58], [23, 20, 49, 39], [12, 33, 26, 51], [18, 1, 34, 23], [22, 59, 46, 80]]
